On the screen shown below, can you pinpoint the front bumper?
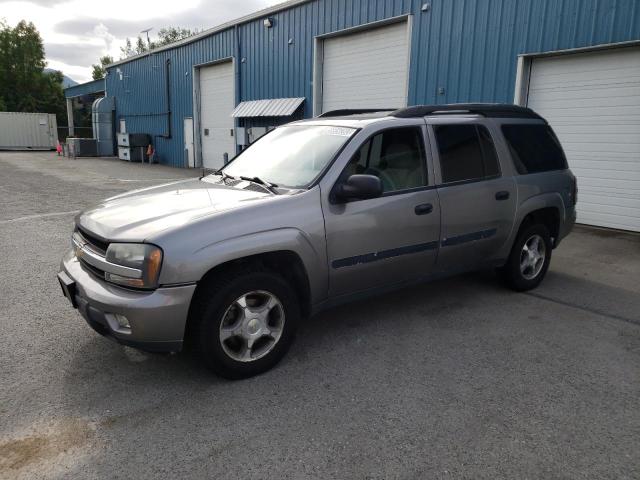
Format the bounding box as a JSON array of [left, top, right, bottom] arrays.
[[59, 250, 196, 352]]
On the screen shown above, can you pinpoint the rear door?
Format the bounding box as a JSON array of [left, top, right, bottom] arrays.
[[429, 120, 517, 271], [322, 124, 441, 297]]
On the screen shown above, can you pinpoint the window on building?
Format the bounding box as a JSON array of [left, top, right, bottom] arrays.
[[343, 127, 428, 193], [501, 124, 568, 174], [434, 125, 501, 183]]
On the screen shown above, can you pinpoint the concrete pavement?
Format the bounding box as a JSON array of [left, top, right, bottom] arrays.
[[1, 151, 638, 479]]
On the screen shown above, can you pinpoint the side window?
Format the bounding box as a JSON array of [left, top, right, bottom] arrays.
[[434, 124, 501, 183], [344, 127, 428, 193], [501, 124, 568, 174], [478, 126, 500, 177]]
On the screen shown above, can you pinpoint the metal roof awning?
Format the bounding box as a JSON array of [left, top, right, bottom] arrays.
[[64, 79, 106, 98], [231, 98, 305, 118]]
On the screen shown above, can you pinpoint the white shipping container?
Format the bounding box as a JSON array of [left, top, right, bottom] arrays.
[[0, 112, 58, 150]]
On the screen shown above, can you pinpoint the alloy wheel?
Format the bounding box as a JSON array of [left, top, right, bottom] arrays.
[[519, 234, 546, 280], [218, 290, 285, 362]]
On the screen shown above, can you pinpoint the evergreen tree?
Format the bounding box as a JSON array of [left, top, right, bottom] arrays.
[[0, 20, 66, 125]]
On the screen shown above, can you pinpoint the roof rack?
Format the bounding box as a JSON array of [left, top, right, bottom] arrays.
[[390, 104, 543, 120], [317, 108, 396, 118]]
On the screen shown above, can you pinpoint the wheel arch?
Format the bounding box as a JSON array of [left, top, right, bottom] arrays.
[[513, 193, 565, 247], [183, 247, 314, 346]]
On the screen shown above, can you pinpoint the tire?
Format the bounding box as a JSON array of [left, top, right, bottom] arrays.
[[191, 268, 300, 379], [500, 223, 552, 292]]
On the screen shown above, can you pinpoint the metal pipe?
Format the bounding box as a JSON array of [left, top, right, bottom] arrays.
[[162, 58, 172, 139], [66, 98, 75, 136]]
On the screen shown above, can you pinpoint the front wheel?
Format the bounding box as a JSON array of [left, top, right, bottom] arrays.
[[191, 270, 300, 379], [500, 224, 552, 292]]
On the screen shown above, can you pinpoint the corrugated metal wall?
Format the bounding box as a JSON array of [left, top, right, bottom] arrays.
[[105, 0, 640, 167]]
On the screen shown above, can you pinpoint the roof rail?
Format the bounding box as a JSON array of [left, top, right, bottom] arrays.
[[317, 108, 396, 118], [390, 104, 543, 120]]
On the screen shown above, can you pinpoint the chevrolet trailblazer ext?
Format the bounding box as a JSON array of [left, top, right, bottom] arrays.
[[58, 104, 576, 379]]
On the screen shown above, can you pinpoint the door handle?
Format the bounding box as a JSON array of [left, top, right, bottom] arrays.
[[495, 191, 510, 201], [415, 203, 433, 215]]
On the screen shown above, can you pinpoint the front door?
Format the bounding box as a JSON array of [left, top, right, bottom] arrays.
[[323, 126, 441, 298], [429, 122, 517, 270]]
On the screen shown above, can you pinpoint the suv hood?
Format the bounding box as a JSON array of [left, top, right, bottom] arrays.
[[77, 178, 271, 241]]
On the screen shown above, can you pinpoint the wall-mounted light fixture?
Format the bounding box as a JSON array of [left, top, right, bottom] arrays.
[[263, 17, 273, 28], [421, 3, 431, 12]]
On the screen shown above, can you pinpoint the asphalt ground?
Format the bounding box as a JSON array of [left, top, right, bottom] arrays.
[[1, 151, 639, 479]]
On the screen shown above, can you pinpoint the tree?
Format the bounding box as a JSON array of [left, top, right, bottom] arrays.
[[0, 19, 66, 125], [91, 55, 114, 80], [37, 69, 66, 121], [156, 27, 197, 46], [120, 37, 134, 58], [119, 26, 199, 58]]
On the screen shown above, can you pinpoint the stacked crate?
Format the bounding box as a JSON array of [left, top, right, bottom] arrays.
[[118, 133, 151, 162]]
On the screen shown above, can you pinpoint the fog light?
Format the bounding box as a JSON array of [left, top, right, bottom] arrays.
[[114, 314, 130, 329]]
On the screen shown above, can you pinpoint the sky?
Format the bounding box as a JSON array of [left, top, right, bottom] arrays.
[[0, 0, 280, 83]]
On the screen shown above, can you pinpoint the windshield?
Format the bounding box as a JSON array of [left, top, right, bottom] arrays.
[[222, 125, 357, 188]]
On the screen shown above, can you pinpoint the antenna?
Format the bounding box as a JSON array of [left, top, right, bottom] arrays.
[[140, 27, 153, 48]]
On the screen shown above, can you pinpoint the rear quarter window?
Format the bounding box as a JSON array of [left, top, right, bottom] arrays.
[[434, 124, 500, 183], [501, 124, 568, 174]]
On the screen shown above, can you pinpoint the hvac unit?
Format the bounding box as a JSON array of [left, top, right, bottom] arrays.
[[67, 138, 98, 157], [118, 146, 147, 162], [117, 133, 151, 148], [117, 133, 151, 162]]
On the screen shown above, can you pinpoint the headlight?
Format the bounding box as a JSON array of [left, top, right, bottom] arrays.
[[105, 243, 163, 289]]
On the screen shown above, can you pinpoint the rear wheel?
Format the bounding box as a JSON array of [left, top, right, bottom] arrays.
[[191, 269, 299, 379], [500, 224, 552, 291]]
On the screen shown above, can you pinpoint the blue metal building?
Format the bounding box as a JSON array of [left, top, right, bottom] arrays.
[[65, 1, 640, 207]]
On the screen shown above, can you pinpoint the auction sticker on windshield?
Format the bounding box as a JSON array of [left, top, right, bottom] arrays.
[[325, 127, 355, 137]]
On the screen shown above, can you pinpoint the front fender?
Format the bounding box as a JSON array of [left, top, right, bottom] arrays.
[[159, 227, 328, 305]]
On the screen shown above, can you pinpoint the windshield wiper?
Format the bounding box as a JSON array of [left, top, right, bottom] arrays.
[[206, 169, 236, 184], [239, 176, 280, 195]]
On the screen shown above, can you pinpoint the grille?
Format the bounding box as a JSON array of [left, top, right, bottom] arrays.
[[81, 259, 106, 280], [77, 227, 109, 254], [75, 227, 109, 279]]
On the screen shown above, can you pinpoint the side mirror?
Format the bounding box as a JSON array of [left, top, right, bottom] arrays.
[[334, 174, 383, 202]]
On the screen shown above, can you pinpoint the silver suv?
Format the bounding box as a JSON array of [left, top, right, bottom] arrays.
[[58, 104, 576, 378]]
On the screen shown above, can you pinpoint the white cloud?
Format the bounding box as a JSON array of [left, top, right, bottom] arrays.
[[92, 23, 116, 53], [1, 0, 278, 83]]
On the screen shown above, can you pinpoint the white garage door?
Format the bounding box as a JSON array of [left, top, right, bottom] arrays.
[[527, 46, 640, 232], [321, 21, 410, 113], [199, 61, 235, 169]]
